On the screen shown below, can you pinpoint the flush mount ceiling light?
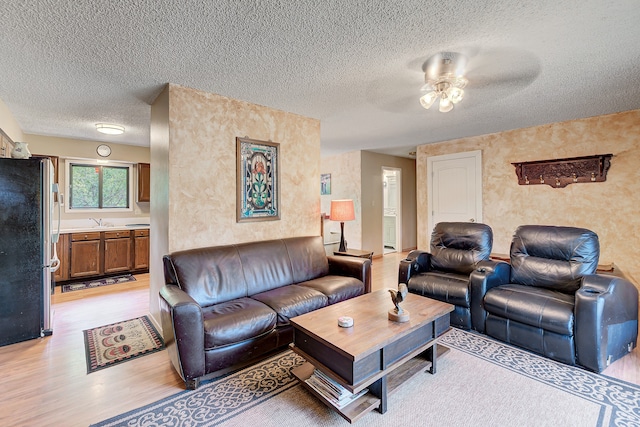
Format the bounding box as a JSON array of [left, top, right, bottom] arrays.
[[419, 52, 468, 113], [95, 123, 125, 135]]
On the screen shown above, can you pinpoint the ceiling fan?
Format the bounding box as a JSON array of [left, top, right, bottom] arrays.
[[366, 48, 541, 114], [419, 52, 469, 113]]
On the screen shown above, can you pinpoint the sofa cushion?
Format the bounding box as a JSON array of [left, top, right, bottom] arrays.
[[163, 245, 247, 307], [407, 271, 471, 308], [237, 240, 294, 295], [284, 236, 330, 283], [251, 285, 328, 326], [510, 225, 599, 293], [484, 284, 575, 335], [202, 297, 277, 349], [298, 275, 364, 305]]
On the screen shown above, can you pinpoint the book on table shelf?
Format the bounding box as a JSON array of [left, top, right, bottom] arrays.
[[305, 369, 369, 409]]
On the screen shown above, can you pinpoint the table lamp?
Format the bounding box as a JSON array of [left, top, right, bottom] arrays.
[[330, 199, 355, 252]]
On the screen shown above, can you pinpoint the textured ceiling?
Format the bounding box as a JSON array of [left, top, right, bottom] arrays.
[[1, 1, 639, 158]]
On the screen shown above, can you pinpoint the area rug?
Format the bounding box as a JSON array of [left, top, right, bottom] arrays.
[[62, 274, 136, 293], [91, 328, 640, 427], [84, 315, 165, 374]]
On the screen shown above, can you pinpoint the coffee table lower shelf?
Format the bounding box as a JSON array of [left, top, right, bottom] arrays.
[[291, 351, 440, 424]]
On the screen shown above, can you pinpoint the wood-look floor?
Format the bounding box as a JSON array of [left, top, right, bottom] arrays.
[[0, 252, 637, 426]]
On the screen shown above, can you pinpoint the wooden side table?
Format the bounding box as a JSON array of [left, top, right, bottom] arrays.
[[333, 249, 373, 261]]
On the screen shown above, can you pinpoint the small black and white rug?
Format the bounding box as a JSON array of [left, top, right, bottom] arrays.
[[61, 274, 136, 293]]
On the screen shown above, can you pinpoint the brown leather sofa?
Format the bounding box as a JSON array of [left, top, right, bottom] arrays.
[[159, 236, 371, 389]]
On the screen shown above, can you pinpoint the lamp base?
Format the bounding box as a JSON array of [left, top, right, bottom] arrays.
[[338, 221, 347, 252]]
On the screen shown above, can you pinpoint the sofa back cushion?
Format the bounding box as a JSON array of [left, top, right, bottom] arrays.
[[163, 245, 247, 307], [163, 237, 330, 306], [236, 239, 294, 295], [284, 236, 330, 284], [510, 225, 599, 293], [430, 222, 493, 274]]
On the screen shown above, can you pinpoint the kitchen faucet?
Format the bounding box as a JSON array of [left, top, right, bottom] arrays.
[[89, 218, 103, 227]]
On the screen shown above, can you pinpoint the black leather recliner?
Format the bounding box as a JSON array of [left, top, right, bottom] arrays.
[[472, 225, 638, 372], [399, 222, 493, 330]]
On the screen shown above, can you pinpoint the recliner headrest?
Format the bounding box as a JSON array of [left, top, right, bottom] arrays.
[[430, 222, 493, 274], [510, 225, 600, 293]]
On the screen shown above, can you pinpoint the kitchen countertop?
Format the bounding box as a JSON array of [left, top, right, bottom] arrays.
[[59, 224, 150, 234]]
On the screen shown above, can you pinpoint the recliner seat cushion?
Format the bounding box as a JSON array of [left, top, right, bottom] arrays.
[[484, 284, 575, 335], [298, 275, 364, 305], [251, 285, 328, 326], [407, 271, 471, 308], [202, 297, 277, 349]]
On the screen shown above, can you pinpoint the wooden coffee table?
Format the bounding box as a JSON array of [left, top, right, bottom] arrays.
[[290, 289, 453, 423]]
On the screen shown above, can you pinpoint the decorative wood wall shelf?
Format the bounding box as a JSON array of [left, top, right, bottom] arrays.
[[512, 154, 613, 188]]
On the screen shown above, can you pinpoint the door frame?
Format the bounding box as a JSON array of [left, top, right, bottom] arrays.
[[382, 166, 402, 254], [426, 150, 482, 234]]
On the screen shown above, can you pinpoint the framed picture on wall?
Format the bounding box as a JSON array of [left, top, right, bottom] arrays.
[[236, 137, 280, 222], [321, 173, 331, 195]]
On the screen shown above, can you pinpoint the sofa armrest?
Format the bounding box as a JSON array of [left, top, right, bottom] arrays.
[[159, 284, 205, 388], [574, 274, 639, 372], [327, 256, 372, 293], [398, 250, 431, 284], [469, 260, 511, 333]]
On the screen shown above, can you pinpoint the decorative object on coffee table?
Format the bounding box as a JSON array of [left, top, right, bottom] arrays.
[[388, 283, 409, 322], [83, 315, 165, 373]]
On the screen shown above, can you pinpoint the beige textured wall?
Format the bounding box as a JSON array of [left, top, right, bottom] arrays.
[[149, 84, 321, 324], [417, 109, 640, 286], [321, 151, 362, 250], [23, 134, 151, 220], [0, 97, 24, 142], [360, 151, 417, 254]]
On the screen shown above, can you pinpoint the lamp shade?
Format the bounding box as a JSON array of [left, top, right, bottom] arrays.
[[330, 199, 355, 222]]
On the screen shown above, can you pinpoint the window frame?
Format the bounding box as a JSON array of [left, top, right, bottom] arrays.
[[64, 160, 134, 213]]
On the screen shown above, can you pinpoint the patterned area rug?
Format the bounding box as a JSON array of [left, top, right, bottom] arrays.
[[83, 315, 165, 374], [62, 274, 136, 293], [91, 328, 640, 427]]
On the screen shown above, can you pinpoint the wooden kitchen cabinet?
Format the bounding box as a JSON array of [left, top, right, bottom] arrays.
[[104, 230, 132, 274], [52, 233, 69, 283], [133, 229, 150, 271], [137, 162, 150, 202], [69, 232, 101, 278]]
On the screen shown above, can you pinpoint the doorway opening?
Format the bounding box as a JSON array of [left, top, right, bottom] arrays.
[[382, 167, 402, 255]]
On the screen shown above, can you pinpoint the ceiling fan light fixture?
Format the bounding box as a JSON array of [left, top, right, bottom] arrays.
[[419, 91, 438, 109], [439, 96, 453, 113], [96, 123, 125, 135], [420, 52, 468, 113]]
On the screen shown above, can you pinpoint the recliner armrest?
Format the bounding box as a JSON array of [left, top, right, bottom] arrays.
[[398, 250, 431, 284], [159, 285, 205, 388], [327, 256, 372, 293], [574, 274, 639, 372], [469, 260, 511, 333]]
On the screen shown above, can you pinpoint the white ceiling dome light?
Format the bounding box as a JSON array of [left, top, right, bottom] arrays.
[[95, 123, 125, 135], [419, 52, 468, 113]]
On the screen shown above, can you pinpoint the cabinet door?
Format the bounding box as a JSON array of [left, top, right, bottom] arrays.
[[133, 230, 150, 270], [70, 239, 101, 278], [52, 234, 69, 283], [137, 162, 150, 202], [104, 231, 132, 274]]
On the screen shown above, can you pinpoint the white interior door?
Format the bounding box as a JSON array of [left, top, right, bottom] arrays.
[[427, 150, 482, 234]]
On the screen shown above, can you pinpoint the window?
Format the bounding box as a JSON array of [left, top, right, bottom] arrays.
[[68, 162, 132, 210]]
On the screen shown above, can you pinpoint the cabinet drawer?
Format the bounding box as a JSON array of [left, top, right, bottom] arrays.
[[71, 232, 101, 241], [134, 229, 149, 237], [104, 230, 131, 239]]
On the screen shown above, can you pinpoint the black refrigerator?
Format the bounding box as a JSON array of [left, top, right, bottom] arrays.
[[0, 157, 59, 346]]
